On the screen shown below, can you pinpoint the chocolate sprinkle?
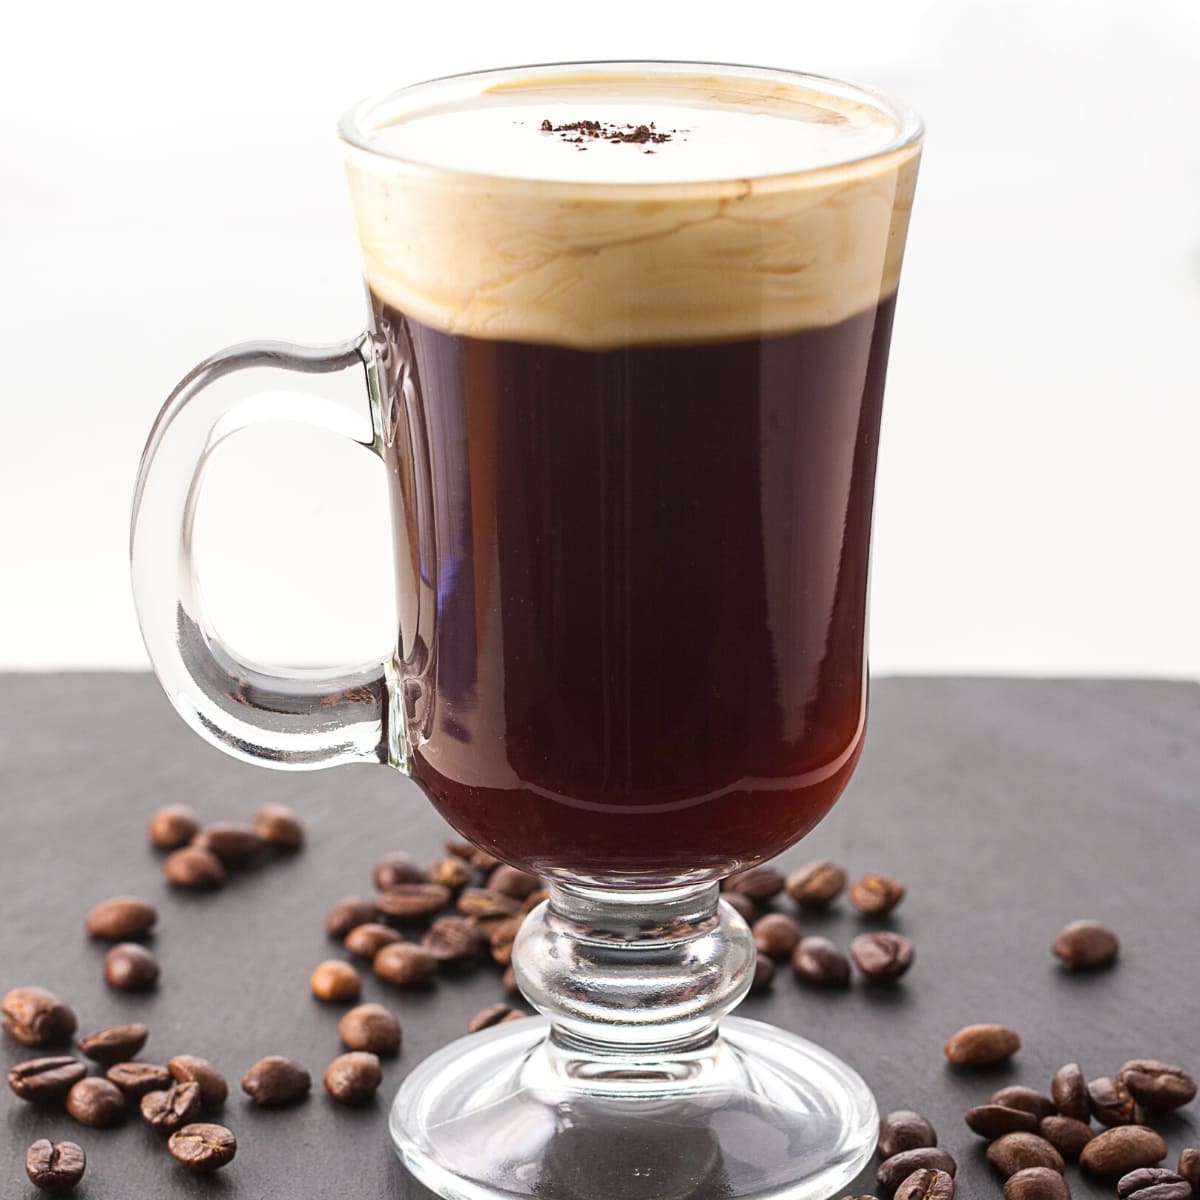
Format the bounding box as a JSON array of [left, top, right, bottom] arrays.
[[539, 118, 683, 150]]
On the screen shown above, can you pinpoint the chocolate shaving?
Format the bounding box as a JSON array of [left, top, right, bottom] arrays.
[[538, 118, 683, 148]]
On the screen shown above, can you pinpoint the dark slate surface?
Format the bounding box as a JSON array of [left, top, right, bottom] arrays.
[[0, 674, 1197, 1198]]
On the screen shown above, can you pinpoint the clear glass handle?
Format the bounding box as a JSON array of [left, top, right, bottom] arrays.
[[130, 335, 403, 771]]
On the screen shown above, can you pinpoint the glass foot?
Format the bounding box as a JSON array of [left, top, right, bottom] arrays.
[[390, 1015, 878, 1200]]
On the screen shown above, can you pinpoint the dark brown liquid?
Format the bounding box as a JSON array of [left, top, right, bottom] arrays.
[[371, 294, 897, 886]]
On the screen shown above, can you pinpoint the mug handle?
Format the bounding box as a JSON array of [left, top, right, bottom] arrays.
[[130, 335, 405, 771]]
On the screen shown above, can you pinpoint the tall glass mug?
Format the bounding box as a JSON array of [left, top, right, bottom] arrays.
[[131, 62, 922, 1199]]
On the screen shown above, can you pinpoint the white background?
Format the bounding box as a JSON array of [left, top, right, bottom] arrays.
[[2, 0, 1197, 677]]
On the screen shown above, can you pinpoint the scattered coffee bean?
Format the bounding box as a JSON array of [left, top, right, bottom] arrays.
[[488, 917, 522, 966], [986, 1133, 1065, 1178], [423, 915, 487, 963], [502, 965, 519, 995], [373, 853, 424, 889], [1051, 1062, 1090, 1121], [991, 1087, 1057, 1121], [324, 1051, 382, 1105], [339, 1003, 401, 1056], [1003, 1166, 1071, 1199], [376, 883, 452, 921], [786, 859, 847, 907], [8, 1056, 87, 1103], [85, 896, 157, 940], [458, 887, 521, 921], [1080, 1126, 1167, 1176], [753, 913, 802, 960], [25, 1139, 86, 1193], [193, 822, 265, 864], [895, 1168, 954, 1200], [966, 1105, 1040, 1138], [66, 1077, 126, 1127], [488, 865, 542, 900], [724, 867, 785, 901], [251, 802, 305, 851], [310, 959, 361, 1003], [750, 954, 775, 993], [326, 896, 378, 938], [878, 1111, 938, 1159], [1039, 1116, 1094, 1160], [848, 873, 906, 916], [521, 887, 550, 915], [164, 845, 225, 889], [851, 931, 914, 981], [148, 803, 200, 850], [1117, 1168, 1191, 1198], [722, 892, 758, 923], [1178, 1149, 1200, 1193], [944, 1023, 1020, 1067], [141, 1081, 202, 1133], [106, 1061, 173, 1098], [1119, 1059, 1197, 1111], [471, 848, 501, 871], [2, 986, 77, 1048], [242, 1056, 311, 1107], [104, 943, 159, 991], [168, 1055, 228, 1108], [469, 1004, 524, 1033], [444, 838, 475, 859], [1089, 1075, 1143, 1127], [374, 942, 438, 987], [168, 1123, 237, 1172], [792, 937, 851, 987], [1052, 920, 1119, 970], [344, 923, 402, 959], [877, 1148, 957, 1192], [427, 856, 475, 889], [76, 1023, 148, 1066]]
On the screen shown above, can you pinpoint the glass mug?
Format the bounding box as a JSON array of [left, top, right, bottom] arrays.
[[131, 61, 921, 1200]]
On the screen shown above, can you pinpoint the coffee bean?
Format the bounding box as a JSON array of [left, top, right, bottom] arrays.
[[344, 923, 402, 959], [851, 932, 914, 981], [242, 1056, 311, 1108], [310, 960, 361, 1003], [168, 1054, 228, 1107], [85, 896, 157, 941], [877, 1148, 957, 1192], [1089, 1075, 1143, 1127], [376, 883, 452, 920], [25, 1139, 86, 1193], [792, 937, 851, 987], [488, 865, 542, 900], [1080, 1126, 1167, 1176], [1039, 1116, 1094, 1160], [1052, 920, 1119, 970], [427, 856, 475, 889], [965, 1105, 1040, 1138], [750, 954, 775, 993], [1178, 1149, 1200, 1193], [753, 913, 802, 961], [148, 803, 200, 850], [785, 859, 846, 907], [848, 873, 906, 916], [8, 1056, 87, 1103], [471, 847, 501, 871], [488, 917, 522, 966], [373, 853, 424, 889], [991, 1087, 1057, 1121], [251, 803, 305, 851], [423, 916, 487, 963], [1119, 1059, 1197, 1111], [192, 822, 265, 864], [374, 942, 438, 986], [469, 1004, 524, 1033], [444, 838, 475, 859], [1051, 1062, 1090, 1121], [895, 1168, 954, 1200], [458, 887, 521, 921], [104, 943, 159, 991], [164, 845, 225, 889], [339, 1003, 401, 1056], [944, 1023, 1020, 1067], [141, 1081, 202, 1132], [168, 1123, 237, 1172], [521, 887, 550, 915], [1117, 1168, 1191, 1198], [326, 896, 378, 938], [66, 1077, 126, 1127], [986, 1133, 1065, 1178], [502, 965, 519, 995], [1003, 1167, 1071, 1199], [2, 986, 77, 1048], [106, 1062, 173, 1098], [76, 1023, 148, 1066], [724, 867, 786, 902], [323, 1051, 382, 1105], [722, 892, 758, 923], [878, 1111, 938, 1159]]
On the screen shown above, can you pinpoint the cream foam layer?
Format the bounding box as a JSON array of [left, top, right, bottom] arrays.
[[342, 66, 922, 347]]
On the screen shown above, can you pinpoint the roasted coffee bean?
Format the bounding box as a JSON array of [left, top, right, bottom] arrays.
[[986, 1133, 1065, 1178], [719, 894, 755, 927], [966, 1105, 1040, 1138], [1003, 1167, 1071, 1199], [242, 1056, 311, 1107], [444, 838, 475, 859], [106, 1061, 173, 1098], [1117, 1168, 1191, 1198], [471, 847, 501, 871], [423, 916, 487, 963], [168, 1054, 228, 1107], [192, 822, 265, 864], [1089, 1075, 1143, 1127], [502, 965, 520, 995], [1080, 1126, 1167, 1176], [469, 1004, 524, 1033], [1119, 1059, 1197, 1111], [750, 954, 775, 993], [944, 1023, 1020, 1067], [104, 943, 159, 991], [427, 856, 475, 889], [895, 1168, 954, 1200], [878, 1111, 938, 1159], [66, 1077, 126, 1127], [85, 896, 157, 940], [76, 1023, 148, 1066], [25, 1139, 86, 1193], [326, 896, 378, 938], [724, 867, 785, 902], [1051, 1062, 1090, 1121], [141, 1081, 202, 1133], [323, 1051, 382, 1105], [488, 865, 542, 900], [488, 917, 522, 966], [2, 986, 77, 1048], [376, 883, 452, 920], [877, 1148, 957, 1192], [753, 913, 802, 961], [251, 803, 305, 851], [344, 923, 402, 959], [458, 887, 521, 921], [991, 1087, 1057, 1121], [1052, 920, 1119, 970], [310, 960, 361, 1003], [8, 1056, 87, 1103], [848, 873, 906, 916], [374, 942, 438, 987], [164, 845, 225, 889], [792, 937, 851, 988], [1039, 1116, 1094, 1160], [148, 803, 200, 850], [785, 859, 846, 907], [168, 1123, 237, 1172], [521, 887, 550, 915], [339, 1003, 402, 1056], [851, 931, 914, 981], [373, 853, 424, 890], [1178, 1149, 1200, 1193]]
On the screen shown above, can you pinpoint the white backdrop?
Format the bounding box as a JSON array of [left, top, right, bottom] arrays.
[[2, 0, 1198, 677]]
